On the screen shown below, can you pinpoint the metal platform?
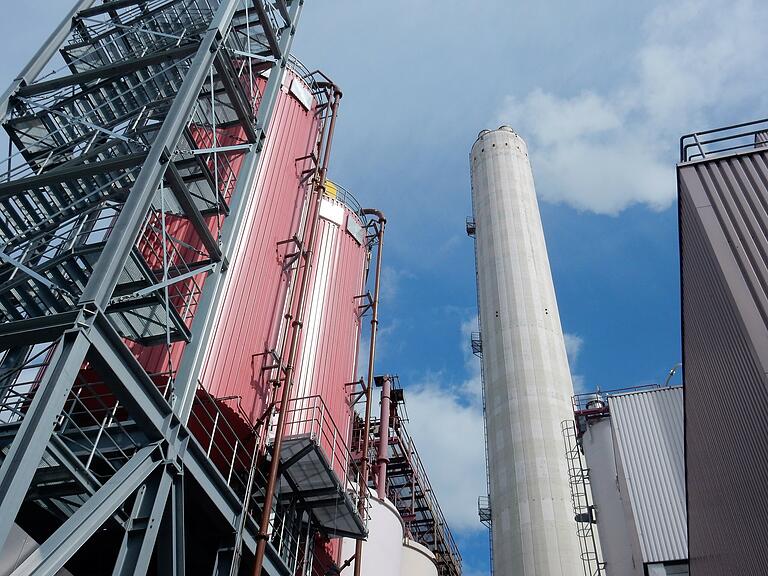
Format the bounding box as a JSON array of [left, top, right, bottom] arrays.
[[279, 434, 366, 539], [0, 1, 319, 575]]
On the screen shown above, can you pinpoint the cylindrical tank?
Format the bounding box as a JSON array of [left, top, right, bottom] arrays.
[[341, 492, 403, 576], [401, 539, 438, 576], [198, 67, 321, 423], [470, 126, 581, 575], [112, 64, 321, 445], [287, 182, 369, 478]]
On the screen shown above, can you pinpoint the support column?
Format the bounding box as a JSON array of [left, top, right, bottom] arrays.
[[111, 468, 174, 576], [375, 375, 393, 500], [0, 321, 92, 552], [9, 445, 162, 576]]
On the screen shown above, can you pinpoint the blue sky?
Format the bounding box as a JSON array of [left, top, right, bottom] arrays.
[[4, 2, 768, 575]]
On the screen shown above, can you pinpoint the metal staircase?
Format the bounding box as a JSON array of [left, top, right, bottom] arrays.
[[0, 2, 317, 575]]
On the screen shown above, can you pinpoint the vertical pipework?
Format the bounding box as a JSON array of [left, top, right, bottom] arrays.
[[353, 208, 386, 576], [252, 83, 342, 576], [375, 375, 393, 499]]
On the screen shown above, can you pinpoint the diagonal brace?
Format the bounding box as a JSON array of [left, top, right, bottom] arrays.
[[9, 444, 163, 576]]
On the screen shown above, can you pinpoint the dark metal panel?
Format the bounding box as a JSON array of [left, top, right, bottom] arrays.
[[678, 148, 768, 576]]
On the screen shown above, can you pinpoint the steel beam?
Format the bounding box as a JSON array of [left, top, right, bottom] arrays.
[[0, 153, 147, 199], [213, 52, 259, 143], [158, 474, 186, 576], [175, 0, 303, 422], [274, 0, 290, 22], [78, 0, 148, 18], [252, 0, 282, 59], [111, 468, 173, 576], [0, 311, 80, 349], [16, 44, 198, 98], [78, 0, 248, 310], [48, 435, 103, 498], [85, 312, 173, 441], [0, 324, 92, 552], [0, 0, 96, 120], [165, 161, 222, 261], [9, 444, 163, 576]]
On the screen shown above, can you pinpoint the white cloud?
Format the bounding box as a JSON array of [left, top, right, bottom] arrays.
[[563, 332, 584, 367], [497, 0, 768, 215], [399, 315, 487, 533], [403, 375, 486, 533], [564, 332, 589, 394]]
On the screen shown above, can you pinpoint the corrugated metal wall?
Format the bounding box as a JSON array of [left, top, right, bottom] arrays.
[[200, 69, 320, 422], [678, 148, 768, 575], [289, 195, 368, 476], [608, 387, 686, 563], [127, 68, 321, 424]]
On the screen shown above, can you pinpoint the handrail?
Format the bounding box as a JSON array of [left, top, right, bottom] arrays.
[[680, 117, 768, 162], [324, 180, 367, 225]]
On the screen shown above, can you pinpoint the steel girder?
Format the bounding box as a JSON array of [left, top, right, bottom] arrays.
[[0, 1, 304, 575]]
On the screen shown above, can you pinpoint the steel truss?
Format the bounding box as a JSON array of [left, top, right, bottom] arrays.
[[0, 1, 361, 575], [356, 376, 463, 576]]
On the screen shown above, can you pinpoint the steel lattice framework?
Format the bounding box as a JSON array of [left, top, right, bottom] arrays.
[[354, 377, 463, 576], [0, 1, 364, 575]]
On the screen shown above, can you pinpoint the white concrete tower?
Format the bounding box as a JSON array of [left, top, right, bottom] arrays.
[[469, 126, 581, 575]]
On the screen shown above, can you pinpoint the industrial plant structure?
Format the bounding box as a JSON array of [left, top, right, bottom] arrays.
[[565, 386, 688, 576], [468, 126, 581, 575], [0, 2, 460, 576], [678, 119, 768, 575]]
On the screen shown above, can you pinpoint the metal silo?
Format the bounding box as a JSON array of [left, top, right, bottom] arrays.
[[469, 126, 581, 575], [129, 64, 324, 425], [341, 491, 405, 576], [402, 539, 439, 576], [196, 65, 323, 423], [286, 181, 369, 479]]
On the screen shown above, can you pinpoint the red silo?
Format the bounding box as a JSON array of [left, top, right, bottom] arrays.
[[129, 65, 324, 428], [285, 182, 370, 480]]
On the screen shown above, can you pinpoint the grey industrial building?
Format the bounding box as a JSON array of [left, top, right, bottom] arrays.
[[567, 386, 688, 576], [678, 121, 768, 575]]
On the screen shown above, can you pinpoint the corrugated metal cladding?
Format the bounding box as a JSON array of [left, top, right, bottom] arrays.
[[128, 68, 321, 425], [289, 195, 368, 475], [678, 148, 768, 576], [608, 387, 687, 563], [200, 69, 320, 422]]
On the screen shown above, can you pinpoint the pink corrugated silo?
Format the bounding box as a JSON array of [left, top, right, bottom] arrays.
[[285, 181, 370, 475], [198, 68, 322, 423], [129, 65, 323, 429]]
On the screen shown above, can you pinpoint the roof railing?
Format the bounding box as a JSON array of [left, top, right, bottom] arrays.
[[680, 117, 768, 162], [571, 383, 667, 413]]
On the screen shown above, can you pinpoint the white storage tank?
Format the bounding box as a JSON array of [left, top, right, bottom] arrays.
[[401, 538, 438, 576], [342, 492, 403, 576]]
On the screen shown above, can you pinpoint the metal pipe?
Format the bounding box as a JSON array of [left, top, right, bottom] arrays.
[[375, 375, 393, 499], [352, 208, 387, 576], [251, 82, 343, 576]]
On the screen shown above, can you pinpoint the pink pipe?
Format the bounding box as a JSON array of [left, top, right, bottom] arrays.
[[375, 375, 393, 499]]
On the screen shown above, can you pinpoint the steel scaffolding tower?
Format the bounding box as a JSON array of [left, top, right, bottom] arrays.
[[0, 1, 364, 575]]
